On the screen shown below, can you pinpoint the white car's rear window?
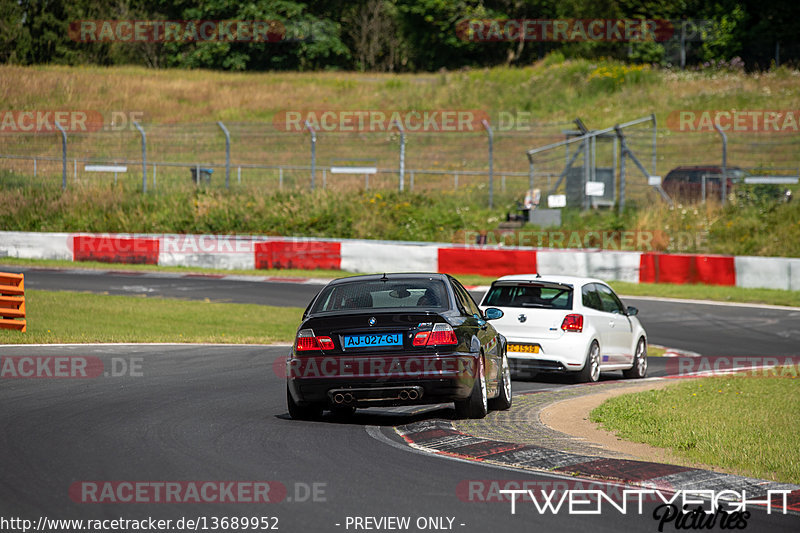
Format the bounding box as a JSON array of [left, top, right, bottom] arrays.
[[483, 283, 572, 310]]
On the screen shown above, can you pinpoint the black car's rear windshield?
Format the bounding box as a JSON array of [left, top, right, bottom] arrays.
[[310, 279, 449, 313], [483, 283, 572, 310]]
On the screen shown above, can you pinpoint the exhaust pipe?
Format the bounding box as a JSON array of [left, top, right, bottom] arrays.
[[407, 389, 419, 400], [399, 390, 409, 400], [333, 393, 345, 404], [343, 393, 354, 403]]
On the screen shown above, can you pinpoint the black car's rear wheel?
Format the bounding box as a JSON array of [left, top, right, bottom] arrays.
[[488, 353, 512, 411], [287, 384, 323, 420], [455, 355, 488, 419]]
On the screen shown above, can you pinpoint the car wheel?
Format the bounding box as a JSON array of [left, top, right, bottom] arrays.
[[455, 355, 488, 419], [623, 338, 647, 379], [286, 384, 323, 420], [577, 341, 601, 383], [488, 352, 512, 411]]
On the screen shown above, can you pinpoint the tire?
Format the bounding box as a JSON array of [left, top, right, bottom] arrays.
[[577, 341, 601, 383], [623, 338, 648, 379], [455, 354, 488, 419], [488, 352, 512, 411], [286, 384, 323, 420]]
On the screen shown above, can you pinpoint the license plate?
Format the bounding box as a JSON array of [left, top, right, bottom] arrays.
[[508, 343, 540, 353], [343, 333, 403, 348]]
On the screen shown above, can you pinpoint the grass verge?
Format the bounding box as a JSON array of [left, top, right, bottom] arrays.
[[0, 290, 302, 344], [590, 372, 800, 483], [0, 257, 349, 281], [610, 281, 800, 308], [2, 258, 799, 308]]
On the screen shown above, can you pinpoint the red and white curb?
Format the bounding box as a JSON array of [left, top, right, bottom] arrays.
[[2, 231, 800, 291], [395, 419, 800, 514]]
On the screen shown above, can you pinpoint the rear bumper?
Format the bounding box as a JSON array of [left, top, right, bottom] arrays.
[[286, 352, 479, 407], [505, 334, 589, 374]]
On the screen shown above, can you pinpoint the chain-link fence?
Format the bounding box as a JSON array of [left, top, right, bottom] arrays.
[[1, 118, 797, 209]]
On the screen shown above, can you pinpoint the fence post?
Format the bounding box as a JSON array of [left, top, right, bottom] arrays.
[[583, 136, 590, 209], [393, 120, 406, 192], [217, 121, 231, 189], [482, 120, 494, 209], [615, 125, 626, 213], [651, 113, 657, 176], [304, 120, 316, 191], [55, 122, 67, 190], [714, 123, 728, 206], [133, 121, 147, 193], [528, 160, 534, 196], [152, 163, 156, 189]]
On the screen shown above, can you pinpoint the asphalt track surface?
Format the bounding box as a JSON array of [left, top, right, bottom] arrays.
[[1, 267, 799, 532], [15, 266, 800, 356]]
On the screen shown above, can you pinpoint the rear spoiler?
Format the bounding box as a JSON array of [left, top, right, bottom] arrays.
[[490, 280, 573, 291]]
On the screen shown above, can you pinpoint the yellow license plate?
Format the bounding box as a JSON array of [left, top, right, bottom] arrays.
[[508, 344, 539, 353]]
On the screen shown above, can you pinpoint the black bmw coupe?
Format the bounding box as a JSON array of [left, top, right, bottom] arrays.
[[285, 273, 511, 419]]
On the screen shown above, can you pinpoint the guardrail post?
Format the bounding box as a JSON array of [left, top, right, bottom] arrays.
[[482, 120, 494, 209], [55, 122, 67, 190], [133, 122, 147, 193], [714, 123, 728, 206], [217, 121, 231, 189], [392, 120, 406, 192], [304, 120, 316, 191]]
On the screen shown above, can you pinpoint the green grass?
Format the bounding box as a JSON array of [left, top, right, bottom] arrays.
[[610, 281, 800, 308], [2, 259, 799, 308], [0, 257, 349, 280], [0, 290, 302, 344], [648, 346, 666, 357], [590, 372, 800, 483]]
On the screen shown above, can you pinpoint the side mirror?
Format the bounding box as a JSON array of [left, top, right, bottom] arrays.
[[484, 307, 504, 320], [626, 306, 639, 316]]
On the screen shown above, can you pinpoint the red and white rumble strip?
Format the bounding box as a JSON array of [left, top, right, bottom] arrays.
[[1, 231, 799, 291]]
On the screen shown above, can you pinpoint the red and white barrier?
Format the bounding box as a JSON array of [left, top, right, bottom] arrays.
[[0, 231, 797, 291]]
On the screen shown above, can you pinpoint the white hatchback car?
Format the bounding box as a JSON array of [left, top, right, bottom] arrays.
[[479, 274, 647, 382]]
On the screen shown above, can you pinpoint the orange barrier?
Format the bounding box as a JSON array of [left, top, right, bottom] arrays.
[[0, 272, 26, 332]]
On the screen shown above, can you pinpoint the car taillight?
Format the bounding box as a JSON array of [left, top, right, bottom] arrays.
[[413, 323, 458, 347], [295, 328, 334, 351], [561, 314, 584, 333]]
